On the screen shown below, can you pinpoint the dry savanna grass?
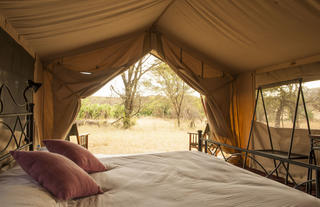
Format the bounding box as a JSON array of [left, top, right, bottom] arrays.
[[70, 118, 320, 156], [74, 117, 206, 155]]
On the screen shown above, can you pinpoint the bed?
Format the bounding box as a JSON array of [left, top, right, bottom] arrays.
[[1, 83, 320, 207], [1, 151, 320, 206]]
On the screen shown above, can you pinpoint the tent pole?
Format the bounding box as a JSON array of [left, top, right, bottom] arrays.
[[285, 80, 302, 184], [300, 80, 314, 194], [260, 88, 279, 177], [300, 82, 311, 135], [243, 88, 260, 168]]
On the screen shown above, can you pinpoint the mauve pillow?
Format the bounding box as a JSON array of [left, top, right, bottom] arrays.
[[43, 139, 107, 173], [10, 151, 102, 200]]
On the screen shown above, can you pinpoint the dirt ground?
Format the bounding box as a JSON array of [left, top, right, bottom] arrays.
[[72, 117, 205, 155]]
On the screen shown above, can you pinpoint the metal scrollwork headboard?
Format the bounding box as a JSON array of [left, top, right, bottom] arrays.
[[0, 80, 41, 163]]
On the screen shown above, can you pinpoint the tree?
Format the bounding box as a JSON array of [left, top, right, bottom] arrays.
[[274, 85, 297, 127], [111, 55, 158, 128], [309, 88, 320, 112], [258, 84, 311, 128], [151, 62, 190, 127]]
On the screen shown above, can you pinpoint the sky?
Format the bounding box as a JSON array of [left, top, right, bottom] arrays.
[[93, 71, 201, 97], [92, 55, 201, 97], [93, 77, 320, 97], [93, 76, 127, 97], [304, 80, 320, 88], [93, 55, 159, 97]]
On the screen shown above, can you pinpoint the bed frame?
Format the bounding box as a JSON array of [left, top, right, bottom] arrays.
[[196, 132, 320, 198], [0, 80, 39, 163], [192, 78, 320, 198]]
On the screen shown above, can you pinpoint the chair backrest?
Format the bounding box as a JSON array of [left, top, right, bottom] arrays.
[[203, 123, 210, 139], [65, 123, 89, 149], [65, 123, 79, 141], [188, 123, 210, 151]]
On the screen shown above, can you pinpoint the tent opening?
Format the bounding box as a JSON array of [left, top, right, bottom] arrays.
[[68, 54, 206, 154]]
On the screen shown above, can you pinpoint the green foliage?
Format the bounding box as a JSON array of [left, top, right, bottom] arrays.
[[122, 116, 136, 129], [77, 98, 124, 120], [139, 96, 171, 117], [78, 94, 205, 122], [112, 105, 125, 118], [150, 62, 192, 127], [77, 59, 205, 126], [256, 84, 316, 128]]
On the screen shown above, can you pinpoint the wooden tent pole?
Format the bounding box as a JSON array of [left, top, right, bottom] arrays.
[[243, 88, 260, 168]]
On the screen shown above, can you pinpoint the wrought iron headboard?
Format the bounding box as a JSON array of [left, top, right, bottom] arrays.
[[0, 80, 41, 162]]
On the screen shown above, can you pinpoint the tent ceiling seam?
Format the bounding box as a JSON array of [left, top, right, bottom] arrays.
[[43, 29, 146, 62], [152, 0, 176, 27], [156, 30, 233, 75], [255, 54, 320, 74]]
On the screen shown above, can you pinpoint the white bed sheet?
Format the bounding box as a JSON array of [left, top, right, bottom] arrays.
[[0, 151, 319, 207]]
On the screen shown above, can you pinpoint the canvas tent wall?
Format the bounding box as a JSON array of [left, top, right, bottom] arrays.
[[0, 0, 320, 164]]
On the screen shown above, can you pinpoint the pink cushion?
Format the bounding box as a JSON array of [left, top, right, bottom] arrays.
[[10, 151, 102, 200], [43, 139, 107, 173]]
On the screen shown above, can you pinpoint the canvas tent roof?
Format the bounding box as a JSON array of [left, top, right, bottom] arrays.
[[1, 0, 320, 73], [0, 0, 320, 154]]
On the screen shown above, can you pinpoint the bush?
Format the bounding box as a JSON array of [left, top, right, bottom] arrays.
[[77, 99, 124, 120], [138, 96, 171, 118], [111, 105, 124, 118], [77, 96, 205, 122]]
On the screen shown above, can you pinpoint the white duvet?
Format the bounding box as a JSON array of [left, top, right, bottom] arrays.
[[0, 151, 319, 207]]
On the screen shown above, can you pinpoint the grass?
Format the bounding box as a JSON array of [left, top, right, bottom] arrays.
[[73, 117, 206, 154], [73, 117, 320, 155]]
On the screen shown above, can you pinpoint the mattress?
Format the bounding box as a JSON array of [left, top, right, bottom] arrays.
[[0, 151, 319, 207]]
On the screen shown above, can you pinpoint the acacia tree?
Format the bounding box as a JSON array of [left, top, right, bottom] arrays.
[[311, 89, 320, 112], [151, 62, 190, 127], [274, 85, 297, 127], [258, 84, 311, 128], [111, 55, 158, 128]]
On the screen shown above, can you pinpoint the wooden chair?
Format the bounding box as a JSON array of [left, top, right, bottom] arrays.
[[65, 123, 89, 149], [188, 123, 210, 151]]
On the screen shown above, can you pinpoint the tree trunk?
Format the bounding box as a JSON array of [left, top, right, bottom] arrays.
[[176, 108, 181, 127], [275, 101, 284, 127], [123, 114, 130, 129]]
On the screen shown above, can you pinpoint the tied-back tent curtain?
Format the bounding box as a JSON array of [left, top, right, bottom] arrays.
[[34, 30, 251, 151]]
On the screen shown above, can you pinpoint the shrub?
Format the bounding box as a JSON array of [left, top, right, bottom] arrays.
[[77, 99, 124, 120]]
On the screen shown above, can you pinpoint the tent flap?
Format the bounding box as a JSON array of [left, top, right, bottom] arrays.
[[41, 32, 149, 139], [37, 31, 238, 149]]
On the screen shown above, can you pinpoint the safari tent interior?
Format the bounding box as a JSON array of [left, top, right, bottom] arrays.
[[1, 0, 320, 206]]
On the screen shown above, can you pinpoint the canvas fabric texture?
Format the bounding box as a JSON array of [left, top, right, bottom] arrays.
[[255, 62, 320, 87], [0, 0, 319, 158], [1, 0, 319, 71], [250, 122, 320, 183], [34, 31, 238, 150]]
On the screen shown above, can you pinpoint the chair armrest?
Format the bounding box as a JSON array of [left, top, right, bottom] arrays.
[[79, 133, 89, 137]]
